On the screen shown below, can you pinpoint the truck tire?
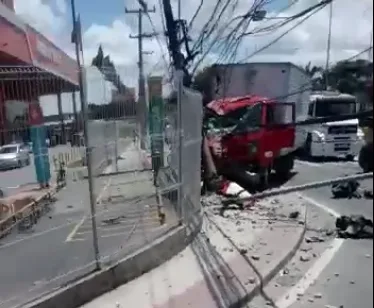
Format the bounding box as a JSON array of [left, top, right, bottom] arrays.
[[359, 143, 373, 173], [274, 154, 295, 179], [258, 167, 270, 191], [303, 134, 312, 157]]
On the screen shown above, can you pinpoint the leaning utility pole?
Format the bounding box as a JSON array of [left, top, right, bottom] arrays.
[[325, 0, 333, 89], [125, 4, 157, 150]]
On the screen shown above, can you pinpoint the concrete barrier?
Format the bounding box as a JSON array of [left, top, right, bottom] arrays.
[[24, 210, 203, 308]]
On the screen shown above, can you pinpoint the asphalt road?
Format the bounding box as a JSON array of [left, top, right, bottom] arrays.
[[267, 158, 373, 308], [0, 145, 177, 308], [0, 145, 72, 197], [1, 147, 371, 308]]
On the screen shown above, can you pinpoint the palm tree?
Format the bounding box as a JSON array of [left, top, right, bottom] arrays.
[[304, 62, 324, 90]]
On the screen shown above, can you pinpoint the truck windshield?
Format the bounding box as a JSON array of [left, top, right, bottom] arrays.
[[206, 107, 249, 130], [315, 99, 356, 117]]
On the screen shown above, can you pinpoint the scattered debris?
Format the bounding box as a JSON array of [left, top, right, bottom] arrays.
[[102, 215, 126, 225], [289, 211, 300, 219], [248, 277, 256, 284], [335, 215, 373, 239], [251, 255, 261, 261], [364, 189, 373, 199], [300, 254, 311, 262], [305, 236, 325, 243], [331, 180, 361, 199]]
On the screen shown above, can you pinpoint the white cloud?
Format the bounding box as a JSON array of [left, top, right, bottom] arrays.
[[14, 0, 66, 43], [12, 0, 373, 115], [40, 67, 114, 116], [55, 0, 67, 15]]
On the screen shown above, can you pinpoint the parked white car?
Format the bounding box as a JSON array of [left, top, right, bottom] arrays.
[[0, 143, 31, 170]]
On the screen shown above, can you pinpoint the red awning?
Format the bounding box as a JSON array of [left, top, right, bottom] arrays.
[[0, 66, 78, 98], [0, 4, 79, 89]]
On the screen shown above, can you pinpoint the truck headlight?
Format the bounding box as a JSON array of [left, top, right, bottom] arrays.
[[314, 131, 325, 142], [357, 128, 365, 140], [248, 142, 258, 155]]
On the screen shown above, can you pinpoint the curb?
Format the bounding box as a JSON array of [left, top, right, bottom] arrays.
[[23, 212, 203, 308], [207, 207, 307, 307]]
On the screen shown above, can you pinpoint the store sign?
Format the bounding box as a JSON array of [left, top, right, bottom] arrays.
[[0, 16, 32, 64], [36, 39, 62, 65], [27, 26, 79, 85]]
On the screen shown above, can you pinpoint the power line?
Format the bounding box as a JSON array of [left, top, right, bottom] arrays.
[[137, 0, 169, 71], [237, 1, 329, 63]]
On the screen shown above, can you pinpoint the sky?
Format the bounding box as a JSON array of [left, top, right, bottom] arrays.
[[10, 0, 374, 115]]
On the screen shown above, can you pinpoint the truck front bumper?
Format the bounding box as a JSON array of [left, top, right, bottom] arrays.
[[311, 139, 365, 158]]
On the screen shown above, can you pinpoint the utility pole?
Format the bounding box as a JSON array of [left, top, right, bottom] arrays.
[[325, 0, 333, 90], [125, 4, 157, 150]]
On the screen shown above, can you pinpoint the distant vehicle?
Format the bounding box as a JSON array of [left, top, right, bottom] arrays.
[[0, 143, 30, 170], [303, 91, 364, 159]]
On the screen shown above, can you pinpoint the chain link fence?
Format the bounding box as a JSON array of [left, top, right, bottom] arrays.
[[0, 64, 204, 308]]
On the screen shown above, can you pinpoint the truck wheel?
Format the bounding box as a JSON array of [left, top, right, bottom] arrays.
[[303, 134, 312, 157], [258, 168, 270, 191], [359, 143, 373, 173], [275, 155, 295, 179], [346, 155, 355, 162]]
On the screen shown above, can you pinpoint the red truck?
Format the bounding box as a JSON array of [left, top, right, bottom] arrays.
[[205, 95, 296, 189]]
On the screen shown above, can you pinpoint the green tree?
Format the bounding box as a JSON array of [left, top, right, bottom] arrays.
[[91, 46, 127, 94], [328, 59, 372, 94]]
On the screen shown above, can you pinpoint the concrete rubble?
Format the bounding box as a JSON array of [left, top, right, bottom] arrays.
[[80, 193, 307, 308]]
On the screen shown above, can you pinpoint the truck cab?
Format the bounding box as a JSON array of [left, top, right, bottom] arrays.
[[205, 95, 296, 188], [304, 91, 364, 159]]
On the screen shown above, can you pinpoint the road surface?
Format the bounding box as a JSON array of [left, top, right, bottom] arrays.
[[286, 159, 373, 308], [0, 153, 371, 308], [0, 148, 176, 308], [0, 145, 72, 197], [250, 158, 373, 308]]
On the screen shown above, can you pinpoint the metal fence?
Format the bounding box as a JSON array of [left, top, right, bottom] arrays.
[[0, 66, 204, 308]]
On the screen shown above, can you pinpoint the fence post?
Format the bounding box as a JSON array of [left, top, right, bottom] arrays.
[[114, 121, 119, 173], [80, 66, 101, 270], [176, 70, 184, 222]]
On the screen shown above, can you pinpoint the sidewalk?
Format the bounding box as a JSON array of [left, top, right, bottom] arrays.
[[80, 193, 306, 308]]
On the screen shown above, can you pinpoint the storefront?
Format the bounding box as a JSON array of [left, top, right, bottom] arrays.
[[0, 1, 79, 145]]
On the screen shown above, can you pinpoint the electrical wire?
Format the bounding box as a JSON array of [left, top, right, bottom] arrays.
[[138, 0, 169, 74], [237, 2, 330, 63], [188, 0, 204, 29], [191, 0, 268, 75], [147, 0, 173, 77]]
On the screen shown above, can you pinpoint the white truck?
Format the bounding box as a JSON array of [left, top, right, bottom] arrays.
[[210, 62, 311, 151], [303, 91, 365, 160]]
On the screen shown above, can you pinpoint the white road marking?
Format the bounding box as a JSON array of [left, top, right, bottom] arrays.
[[65, 215, 86, 242], [65, 178, 112, 242], [275, 194, 344, 308], [295, 159, 358, 168], [276, 238, 344, 308], [297, 193, 340, 218], [295, 160, 323, 168]]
